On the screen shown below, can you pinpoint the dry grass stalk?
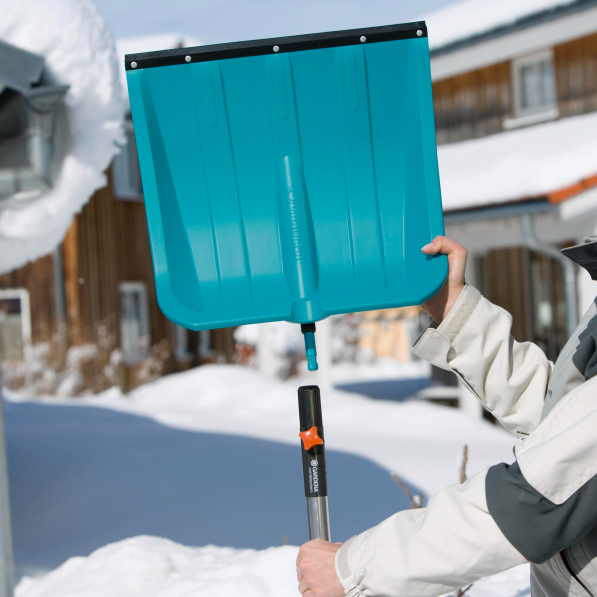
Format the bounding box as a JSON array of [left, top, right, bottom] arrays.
[[390, 472, 422, 509], [460, 444, 469, 485]]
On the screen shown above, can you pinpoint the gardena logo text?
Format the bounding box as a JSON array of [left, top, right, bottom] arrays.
[[309, 459, 319, 494], [287, 186, 308, 262]]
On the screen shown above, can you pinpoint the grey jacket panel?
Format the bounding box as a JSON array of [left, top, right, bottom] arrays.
[[561, 239, 597, 281], [487, 461, 597, 564], [542, 299, 597, 419], [572, 307, 597, 382]]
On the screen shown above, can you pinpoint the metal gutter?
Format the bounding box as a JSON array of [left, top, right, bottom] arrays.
[[0, 383, 13, 597], [443, 198, 556, 225]]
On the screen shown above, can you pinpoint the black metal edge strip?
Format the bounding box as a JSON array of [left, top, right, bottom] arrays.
[[125, 21, 427, 71]]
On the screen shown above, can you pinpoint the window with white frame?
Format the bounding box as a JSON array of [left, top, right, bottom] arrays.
[[119, 282, 150, 364], [0, 288, 31, 362], [512, 50, 558, 122], [112, 118, 143, 200]]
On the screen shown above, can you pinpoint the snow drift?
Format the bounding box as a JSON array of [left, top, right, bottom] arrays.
[[7, 365, 530, 596], [15, 536, 299, 597], [0, 0, 124, 273], [13, 535, 531, 597]]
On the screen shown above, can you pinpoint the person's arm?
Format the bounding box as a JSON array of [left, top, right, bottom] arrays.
[[299, 375, 597, 596], [331, 374, 597, 597], [333, 469, 526, 597], [417, 236, 552, 436]]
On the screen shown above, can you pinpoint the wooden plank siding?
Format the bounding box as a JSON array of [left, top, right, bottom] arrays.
[[433, 61, 511, 145], [0, 253, 58, 344], [432, 32, 597, 145], [476, 247, 569, 362], [476, 248, 533, 344], [555, 32, 597, 118], [0, 169, 236, 392], [65, 170, 236, 363]]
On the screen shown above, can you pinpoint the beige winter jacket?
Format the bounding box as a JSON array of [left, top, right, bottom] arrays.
[[336, 273, 597, 596]]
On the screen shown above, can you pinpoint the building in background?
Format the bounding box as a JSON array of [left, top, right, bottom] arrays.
[[0, 35, 235, 395], [346, 0, 597, 413], [431, 0, 597, 365], [332, 0, 597, 382], [3, 2, 597, 395]]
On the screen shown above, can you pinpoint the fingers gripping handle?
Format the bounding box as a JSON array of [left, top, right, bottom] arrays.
[[298, 385, 330, 541]]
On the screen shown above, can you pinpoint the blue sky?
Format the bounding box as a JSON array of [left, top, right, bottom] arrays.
[[93, 0, 462, 44]]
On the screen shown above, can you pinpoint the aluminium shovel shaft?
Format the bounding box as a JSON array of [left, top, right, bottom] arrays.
[[298, 385, 330, 541]]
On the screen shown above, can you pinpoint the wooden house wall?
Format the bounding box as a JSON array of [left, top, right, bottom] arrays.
[[432, 32, 597, 145], [476, 247, 568, 362], [476, 248, 533, 344], [433, 62, 511, 145], [62, 175, 171, 349], [0, 253, 58, 344], [555, 32, 597, 118], [1, 171, 236, 372]]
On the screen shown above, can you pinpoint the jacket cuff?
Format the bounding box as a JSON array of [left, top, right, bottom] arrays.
[[412, 285, 482, 368], [336, 537, 364, 596]]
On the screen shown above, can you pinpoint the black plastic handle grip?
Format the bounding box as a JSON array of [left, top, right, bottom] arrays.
[[298, 385, 328, 498]]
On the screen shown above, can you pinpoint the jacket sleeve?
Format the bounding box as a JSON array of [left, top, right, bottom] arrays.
[[412, 285, 552, 436], [486, 375, 597, 564], [335, 469, 526, 597]]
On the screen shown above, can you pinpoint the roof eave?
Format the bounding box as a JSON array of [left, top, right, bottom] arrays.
[[430, 0, 597, 58]]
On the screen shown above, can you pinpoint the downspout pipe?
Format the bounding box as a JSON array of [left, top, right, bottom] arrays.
[[0, 359, 14, 597], [519, 213, 578, 338]]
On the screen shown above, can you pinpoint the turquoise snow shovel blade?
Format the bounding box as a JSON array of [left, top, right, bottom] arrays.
[[125, 21, 447, 368]]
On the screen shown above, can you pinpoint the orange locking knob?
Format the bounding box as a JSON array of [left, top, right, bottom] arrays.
[[299, 426, 324, 451]]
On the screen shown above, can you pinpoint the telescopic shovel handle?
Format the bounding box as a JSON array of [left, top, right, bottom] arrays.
[[298, 385, 331, 541]]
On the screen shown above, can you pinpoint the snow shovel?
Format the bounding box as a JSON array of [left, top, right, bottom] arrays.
[[124, 21, 447, 368]]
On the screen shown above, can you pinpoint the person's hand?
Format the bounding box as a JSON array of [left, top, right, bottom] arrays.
[[420, 236, 468, 325], [296, 539, 345, 596]]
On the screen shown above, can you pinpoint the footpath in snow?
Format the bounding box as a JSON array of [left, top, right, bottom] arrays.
[[19, 364, 516, 497]]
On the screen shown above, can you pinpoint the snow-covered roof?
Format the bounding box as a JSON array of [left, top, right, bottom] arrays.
[[116, 34, 202, 102], [0, 0, 124, 274], [425, 0, 577, 50], [437, 110, 597, 212]]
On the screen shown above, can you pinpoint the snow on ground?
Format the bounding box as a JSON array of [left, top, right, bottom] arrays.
[[15, 536, 299, 597], [438, 110, 597, 211], [328, 358, 430, 383], [6, 365, 529, 596], [13, 536, 530, 597], [11, 364, 515, 501], [6, 399, 414, 574], [425, 0, 576, 50], [0, 0, 124, 273]]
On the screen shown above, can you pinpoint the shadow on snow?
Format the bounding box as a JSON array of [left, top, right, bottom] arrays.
[[5, 401, 421, 577]]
